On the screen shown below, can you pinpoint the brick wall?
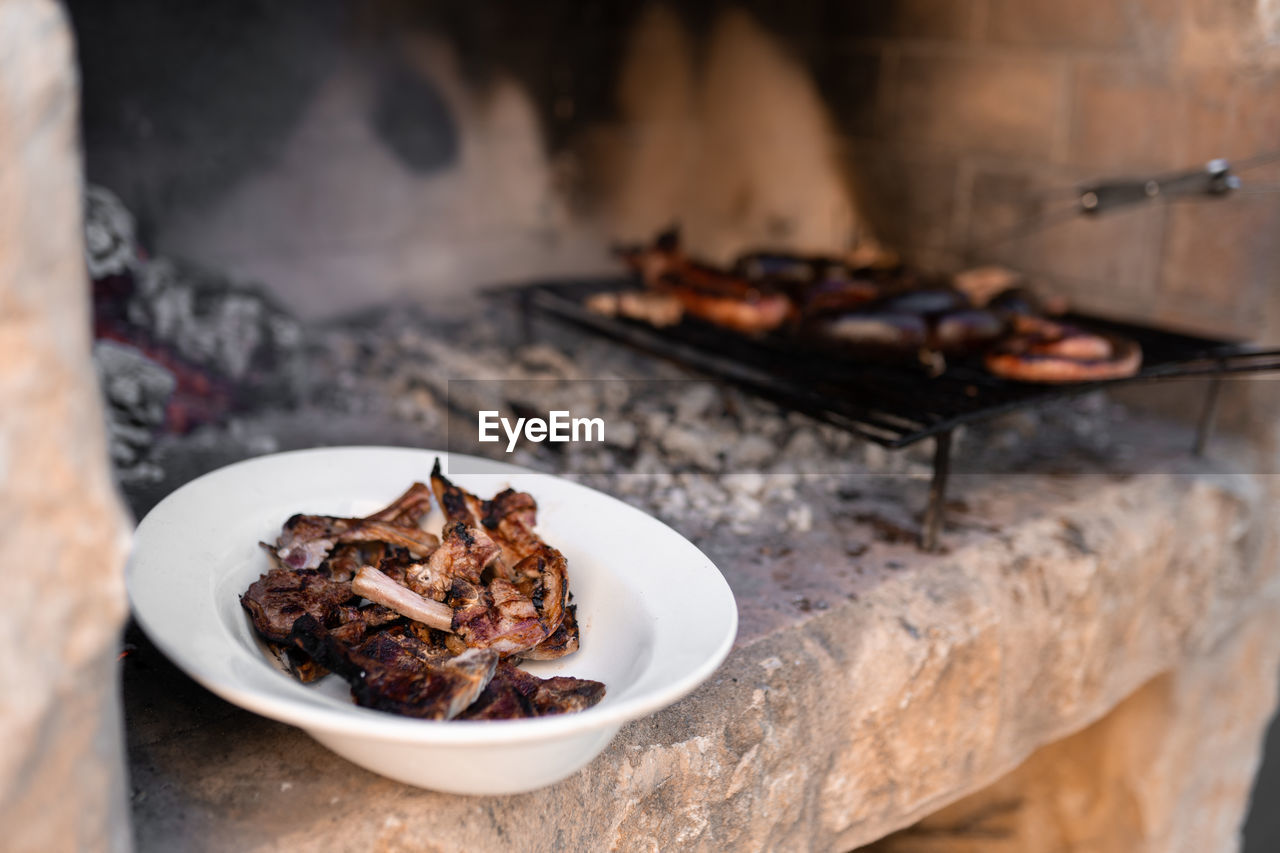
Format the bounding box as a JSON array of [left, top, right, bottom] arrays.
[[821, 0, 1280, 340]]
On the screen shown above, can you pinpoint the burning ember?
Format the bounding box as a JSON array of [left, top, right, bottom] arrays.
[[87, 186, 302, 481]]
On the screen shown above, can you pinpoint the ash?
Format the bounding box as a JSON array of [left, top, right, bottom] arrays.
[[94, 340, 176, 483], [90, 191, 1144, 535], [87, 185, 302, 482], [291, 304, 1137, 540]]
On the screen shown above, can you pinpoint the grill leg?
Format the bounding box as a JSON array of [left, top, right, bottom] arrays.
[[1193, 376, 1223, 457], [921, 429, 954, 552]]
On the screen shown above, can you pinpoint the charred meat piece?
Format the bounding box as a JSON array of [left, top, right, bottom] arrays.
[[276, 514, 353, 570], [870, 287, 971, 316], [585, 290, 684, 327], [985, 316, 1142, 383], [929, 309, 1007, 353], [240, 567, 353, 643], [359, 647, 497, 720], [290, 618, 497, 720], [528, 673, 607, 715], [480, 487, 541, 567], [327, 600, 406, 645], [430, 458, 485, 526], [615, 228, 795, 334], [809, 311, 928, 354], [522, 603, 581, 661], [362, 481, 433, 527], [508, 547, 568, 638], [269, 601, 405, 683], [263, 641, 330, 683], [431, 466, 568, 637], [275, 481, 436, 571], [458, 660, 605, 720], [801, 277, 882, 316], [658, 280, 793, 335], [456, 661, 538, 720], [336, 520, 440, 559], [324, 543, 368, 583], [405, 520, 501, 600], [447, 577, 547, 656]]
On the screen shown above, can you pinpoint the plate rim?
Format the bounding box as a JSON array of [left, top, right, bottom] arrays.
[[127, 445, 738, 745]]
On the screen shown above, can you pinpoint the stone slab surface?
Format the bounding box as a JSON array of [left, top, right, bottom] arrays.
[[865, 604, 1280, 853], [124, 422, 1280, 852]]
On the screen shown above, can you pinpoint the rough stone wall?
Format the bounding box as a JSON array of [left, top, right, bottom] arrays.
[[0, 1, 132, 850], [61, 2, 1280, 333], [832, 0, 1280, 341]]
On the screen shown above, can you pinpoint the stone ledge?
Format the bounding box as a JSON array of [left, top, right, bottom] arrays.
[[126, 448, 1280, 852]]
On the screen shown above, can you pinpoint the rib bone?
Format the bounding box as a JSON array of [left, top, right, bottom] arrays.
[[353, 565, 453, 632]]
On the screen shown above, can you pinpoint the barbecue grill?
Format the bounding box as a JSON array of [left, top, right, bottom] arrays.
[[496, 277, 1280, 551]]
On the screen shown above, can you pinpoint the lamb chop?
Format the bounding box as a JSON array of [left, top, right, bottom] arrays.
[[244, 466, 602, 720], [240, 566, 354, 643], [271, 601, 401, 683], [276, 514, 355, 570], [457, 660, 605, 720], [446, 576, 549, 656], [404, 520, 501, 601], [352, 516, 554, 657], [362, 481, 433, 526], [520, 602, 580, 661], [429, 462, 569, 649], [290, 617, 498, 720], [274, 481, 436, 571], [334, 520, 439, 559]]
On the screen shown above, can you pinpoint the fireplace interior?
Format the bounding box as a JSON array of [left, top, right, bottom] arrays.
[[4, 0, 1280, 850]]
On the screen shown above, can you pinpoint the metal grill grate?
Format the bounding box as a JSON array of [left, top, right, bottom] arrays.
[[496, 277, 1280, 548]]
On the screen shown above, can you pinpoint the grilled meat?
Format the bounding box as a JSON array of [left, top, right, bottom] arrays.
[[405, 520, 501, 600], [429, 459, 485, 526], [458, 660, 605, 720], [527, 673, 607, 715], [585, 290, 684, 327], [247, 464, 601, 721], [985, 315, 1142, 383], [336, 520, 440, 559], [456, 665, 538, 720], [430, 464, 568, 638], [276, 514, 352, 570], [323, 543, 366, 582], [610, 227, 1141, 382], [239, 567, 353, 643], [261, 640, 330, 683], [522, 602, 581, 661], [291, 617, 498, 720], [447, 577, 548, 656], [363, 481, 433, 526], [275, 480, 437, 571], [616, 228, 795, 334], [479, 487, 540, 566]]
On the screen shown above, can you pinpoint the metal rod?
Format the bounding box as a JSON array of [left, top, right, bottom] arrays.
[[1193, 375, 1224, 456], [921, 429, 953, 552]]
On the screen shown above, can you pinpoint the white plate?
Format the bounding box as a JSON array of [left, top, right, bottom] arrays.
[[127, 447, 737, 794]]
